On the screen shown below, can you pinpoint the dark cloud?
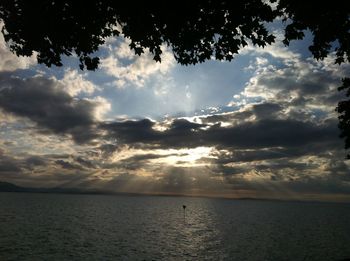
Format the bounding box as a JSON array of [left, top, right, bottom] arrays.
[[102, 119, 159, 144], [208, 119, 338, 149], [323, 158, 350, 176], [251, 103, 283, 120], [256, 69, 334, 97], [3, 141, 14, 146], [200, 102, 283, 125], [201, 110, 253, 124], [25, 156, 47, 167], [0, 158, 21, 172], [170, 118, 205, 131], [253, 160, 315, 172], [102, 118, 205, 147], [0, 149, 21, 173], [103, 116, 339, 152], [119, 153, 183, 163], [55, 160, 84, 171], [0, 149, 98, 188], [75, 157, 96, 169], [98, 143, 119, 156], [245, 59, 350, 113], [198, 148, 292, 165], [0, 74, 100, 143]]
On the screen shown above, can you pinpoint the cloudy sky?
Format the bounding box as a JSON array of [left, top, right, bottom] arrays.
[[1, 22, 350, 201]]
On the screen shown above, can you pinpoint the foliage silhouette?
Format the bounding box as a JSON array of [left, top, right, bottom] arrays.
[[0, 1, 278, 69], [337, 78, 350, 158], [0, 0, 350, 155]]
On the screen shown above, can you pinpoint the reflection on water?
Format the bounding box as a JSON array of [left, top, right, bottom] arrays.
[[0, 193, 350, 260]]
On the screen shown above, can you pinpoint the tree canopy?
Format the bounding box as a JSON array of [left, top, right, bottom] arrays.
[[0, 0, 350, 156], [1, 1, 350, 69]]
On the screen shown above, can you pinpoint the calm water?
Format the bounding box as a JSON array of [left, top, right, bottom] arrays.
[[0, 193, 350, 260]]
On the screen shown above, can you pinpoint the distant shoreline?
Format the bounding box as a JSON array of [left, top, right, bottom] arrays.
[[1, 181, 349, 204]]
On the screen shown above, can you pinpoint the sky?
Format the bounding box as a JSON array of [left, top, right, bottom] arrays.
[[1, 23, 350, 202]]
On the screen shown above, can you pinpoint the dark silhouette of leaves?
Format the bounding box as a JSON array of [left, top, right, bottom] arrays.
[[336, 78, 350, 159], [0, 1, 278, 69], [0, 1, 349, 68], [278, 1, 350, 63]]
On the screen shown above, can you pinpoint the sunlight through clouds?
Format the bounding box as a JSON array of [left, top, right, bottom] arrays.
[[152, 147, 214, 167], [0, 19, 349, 200]]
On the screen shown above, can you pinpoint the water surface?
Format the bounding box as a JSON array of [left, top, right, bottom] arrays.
[[0, 193, 350, 260]]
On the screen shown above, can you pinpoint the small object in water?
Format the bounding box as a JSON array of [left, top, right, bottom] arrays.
[[183, 205, 186, 210]]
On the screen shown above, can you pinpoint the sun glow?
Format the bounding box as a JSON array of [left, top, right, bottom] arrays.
[[108, 146, 214, 168], [152, 146, 214, 166]]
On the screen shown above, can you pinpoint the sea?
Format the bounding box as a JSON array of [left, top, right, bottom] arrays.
[[0, 192, 350, 260]]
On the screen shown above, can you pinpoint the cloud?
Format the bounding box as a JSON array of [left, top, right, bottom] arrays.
[[55, 159, 84, 171], [224, 168, 350, 196], [59, 69, 97, 96], [0, 149, 44, 174], [0, 73, 108, 143], [102, 119, 159, 145], [240, 41, 350, 119], [243, 63, 342, 107], [250, 103, 283, 120], [0, 156, 21, 172], [25, 156, 47, 169], [102, 116, 339, 151], [242, 40, 301, 63], [100, 38, 175, 88], [104, 152, 187, 171]]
